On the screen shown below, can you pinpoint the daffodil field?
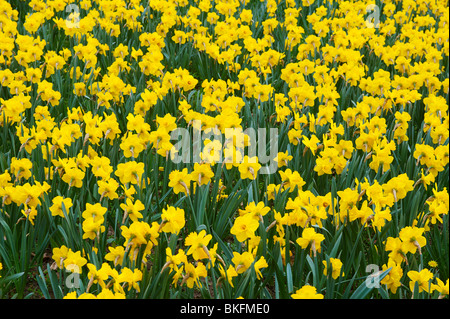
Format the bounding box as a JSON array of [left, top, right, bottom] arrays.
[[0, 0, 448, 300]]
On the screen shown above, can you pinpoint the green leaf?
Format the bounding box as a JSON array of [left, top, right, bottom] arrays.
[[36, 267, 51, 300], [378, 286, 390, 299], [212, 229, 234, 261], [1, 272, 24, 282], [328, 232, 343, 258], [46, 263, 64, 299], [306, 254, 319, 288], [286, 263, 293, 294], [349, 267, 392, 299]]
